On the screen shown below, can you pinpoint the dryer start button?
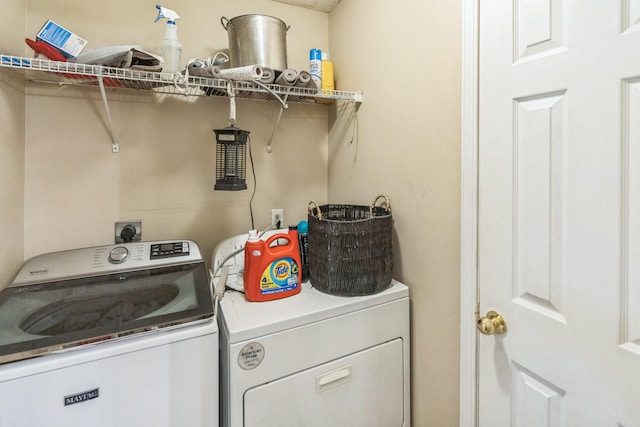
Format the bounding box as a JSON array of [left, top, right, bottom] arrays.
[[108, 247, 130, 264]]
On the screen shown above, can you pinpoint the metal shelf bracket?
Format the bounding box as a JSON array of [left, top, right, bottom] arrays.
[[96, 71, 119, 153], [0, 54, 364, 155]]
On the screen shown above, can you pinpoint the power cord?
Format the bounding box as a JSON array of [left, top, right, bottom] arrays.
[[208, 221, 281, 301], [248, 134, 257, 230], [211, 266, 228, 321]]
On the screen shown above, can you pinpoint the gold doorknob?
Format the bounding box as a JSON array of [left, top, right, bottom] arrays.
[[476, 310, 507, 335]]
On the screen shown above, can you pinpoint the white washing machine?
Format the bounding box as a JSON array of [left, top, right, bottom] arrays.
[[213, 234, 410, 427], [0, 240, 218, 427]]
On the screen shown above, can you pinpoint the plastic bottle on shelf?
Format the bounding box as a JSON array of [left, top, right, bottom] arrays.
[[321, 51, 334, 93], [309, 48, 322, 90], [315, 50, 334, 103], [155, 5, 182, 74]]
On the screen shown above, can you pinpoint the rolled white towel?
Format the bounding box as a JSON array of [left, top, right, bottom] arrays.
[[295, 71, 317, 89], [259, 67, 276, 84], [275, 68, 298, 86], [217, 65, 263, 81]]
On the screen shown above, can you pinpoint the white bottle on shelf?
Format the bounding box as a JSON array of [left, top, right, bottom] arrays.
[[156, 5, 182, 74], [309, 48, 322, 90]]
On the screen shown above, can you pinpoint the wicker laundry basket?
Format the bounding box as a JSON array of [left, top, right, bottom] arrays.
[[307, 195, 393, 296]]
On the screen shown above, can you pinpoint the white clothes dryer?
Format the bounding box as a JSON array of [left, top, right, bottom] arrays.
[[0, 240, 218, 427], [213, 234, 410, 427]]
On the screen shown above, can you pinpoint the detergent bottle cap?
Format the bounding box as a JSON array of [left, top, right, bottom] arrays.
[[247, 229, 259, 242], [297, 220, 308, 234]]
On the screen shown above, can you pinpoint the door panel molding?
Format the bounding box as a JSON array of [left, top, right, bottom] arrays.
[[622, 77, 640, 348], [512, 362, 566, 427], [513, 91, 567, 322], [460, 0, 480, 425], [622, 0, 640, 33], [513, 0, 566, 63]]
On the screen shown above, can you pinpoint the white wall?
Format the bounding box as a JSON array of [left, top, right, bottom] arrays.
[[0, 0, 26, 286], [21, 0, 330, 264], [329, 1, 462, 424]]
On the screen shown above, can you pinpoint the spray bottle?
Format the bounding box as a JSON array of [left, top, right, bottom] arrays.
[[309, 48, 322, 90], [155, 5, 182, 74]]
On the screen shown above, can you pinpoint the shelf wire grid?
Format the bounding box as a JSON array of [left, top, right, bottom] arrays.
[[0, 55, 362, 104]]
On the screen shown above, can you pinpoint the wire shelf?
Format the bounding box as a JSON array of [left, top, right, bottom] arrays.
[[0, 54, 363, 104]]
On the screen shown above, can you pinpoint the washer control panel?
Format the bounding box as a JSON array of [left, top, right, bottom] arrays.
[[12, 240, 202, 286], [150, 242, 190, 259]]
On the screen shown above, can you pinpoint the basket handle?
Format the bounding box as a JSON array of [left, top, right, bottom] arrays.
[[371, 195, 391, 215], [308, 200, 322, 220]]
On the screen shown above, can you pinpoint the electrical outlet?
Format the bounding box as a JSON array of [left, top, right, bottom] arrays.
[[115, 221, 142, 243], [271, 209, 284, 228]]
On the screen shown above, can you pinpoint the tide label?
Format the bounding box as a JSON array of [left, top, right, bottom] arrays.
[[259, 257, 299, 295]]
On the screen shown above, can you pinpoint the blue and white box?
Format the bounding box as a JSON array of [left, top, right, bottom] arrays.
[[36, 20, 87, 58]]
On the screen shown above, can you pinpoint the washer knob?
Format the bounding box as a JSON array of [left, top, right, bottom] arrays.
[[108, 246, 130, 264]]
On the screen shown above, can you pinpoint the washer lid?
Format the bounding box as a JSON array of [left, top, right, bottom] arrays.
[[0, 261, 214, 365], [219, 279, 409, 343]]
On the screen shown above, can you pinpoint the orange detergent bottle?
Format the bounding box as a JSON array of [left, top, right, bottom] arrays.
[[243, 227, 302, 302]]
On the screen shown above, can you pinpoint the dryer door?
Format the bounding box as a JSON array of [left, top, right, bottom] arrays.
[[244, 338, 405, 427]]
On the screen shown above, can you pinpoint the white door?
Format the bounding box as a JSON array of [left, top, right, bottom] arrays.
[[476, 1, 640, 425]]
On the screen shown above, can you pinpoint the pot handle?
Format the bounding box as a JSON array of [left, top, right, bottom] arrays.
[[220, 16, 230, 30]]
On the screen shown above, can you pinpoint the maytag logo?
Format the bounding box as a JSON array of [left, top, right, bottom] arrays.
[[29, 269, 48, 276], [64, 388, 99, 406]]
